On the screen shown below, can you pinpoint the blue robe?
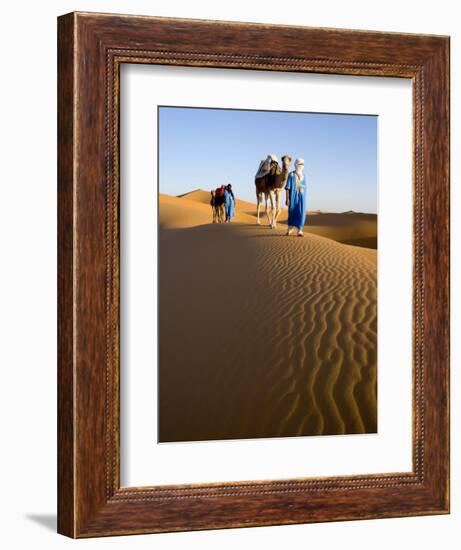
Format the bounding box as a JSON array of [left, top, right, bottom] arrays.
[[224, 189, 235, 220], [285, 172, 307, 229]]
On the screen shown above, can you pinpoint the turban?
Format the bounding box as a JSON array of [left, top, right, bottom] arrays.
[[294, 158, 305, 190]]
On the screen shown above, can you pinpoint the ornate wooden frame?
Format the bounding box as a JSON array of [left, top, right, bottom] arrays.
[[57, 12, 450, 538]]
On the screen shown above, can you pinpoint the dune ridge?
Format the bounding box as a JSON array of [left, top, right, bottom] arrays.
[[160, 193, 256, 228], [158, 195, 377, 442], [172, 190, 377, 249]]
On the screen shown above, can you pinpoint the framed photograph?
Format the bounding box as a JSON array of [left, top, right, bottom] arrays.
[[57, 12, 450, 538]]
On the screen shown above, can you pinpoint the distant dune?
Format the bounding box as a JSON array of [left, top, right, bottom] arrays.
[[177, 189, 211, 203], [166, 189, 377, 249], [158, 191, 377, 442], [177, 189, 262, 220], [160, 193, 255, 228], [305, 212, 377, 249]]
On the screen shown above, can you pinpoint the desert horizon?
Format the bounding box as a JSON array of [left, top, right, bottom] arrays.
[[160, 189, 378, 249]]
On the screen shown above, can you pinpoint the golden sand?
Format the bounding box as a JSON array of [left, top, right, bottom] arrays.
[[158, 192, 377, 442]]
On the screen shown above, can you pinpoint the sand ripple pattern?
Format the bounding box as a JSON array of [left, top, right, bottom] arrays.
[[159, 224, 377, 442]]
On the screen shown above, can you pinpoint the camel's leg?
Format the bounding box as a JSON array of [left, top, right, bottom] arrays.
[[266, 191, 275, 228], [264, 193, 269, 226], [273, 190, 281, 228], [212, 206, 216, 223], [256, 192, 262, 225]]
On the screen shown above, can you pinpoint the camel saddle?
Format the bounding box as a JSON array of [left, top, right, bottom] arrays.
[[255, 155, 277, 179]]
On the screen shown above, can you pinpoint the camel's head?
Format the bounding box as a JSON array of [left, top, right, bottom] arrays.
[[282, 155, 292, 169], [211, 190, 215, 197]]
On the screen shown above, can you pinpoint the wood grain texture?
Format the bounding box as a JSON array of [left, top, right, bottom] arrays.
[[57, 11, 450, 538], [57, 13, 75, 538]]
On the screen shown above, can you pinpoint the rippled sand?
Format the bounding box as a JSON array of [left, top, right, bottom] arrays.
[[158, 193, 377, 442]]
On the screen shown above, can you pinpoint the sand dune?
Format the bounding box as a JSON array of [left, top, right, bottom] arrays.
[[160, 193, 256, 228], [177, 189, 212, 203], [159, 194, 212, 229], [158, 196, 377, 442], [178, 189, 262, 220], [173, 190, 376, 249], [305, 212, 377, 249]]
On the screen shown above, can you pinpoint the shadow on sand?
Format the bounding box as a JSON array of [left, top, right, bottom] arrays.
[[158, 222, 377, 443]]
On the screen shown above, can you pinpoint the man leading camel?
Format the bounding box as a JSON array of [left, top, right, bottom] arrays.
[[285, 158, 307, 237]]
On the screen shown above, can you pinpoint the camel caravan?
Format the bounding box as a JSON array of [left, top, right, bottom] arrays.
[[210, 154, 307, 236], [210, 184, 235, 223]]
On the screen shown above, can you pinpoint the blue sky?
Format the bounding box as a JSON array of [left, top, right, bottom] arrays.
[[158, 106, 377, 213]]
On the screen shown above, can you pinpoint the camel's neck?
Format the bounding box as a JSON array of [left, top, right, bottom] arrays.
[[281, 165, 289, 183], [270, 166, 288, 190]]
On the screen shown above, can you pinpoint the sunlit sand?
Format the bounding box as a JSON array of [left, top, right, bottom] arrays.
[[158, 190, 377, 442]]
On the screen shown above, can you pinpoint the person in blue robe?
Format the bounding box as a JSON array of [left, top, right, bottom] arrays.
[[285, 158, 307, 236], [224, 184, 235, 222]]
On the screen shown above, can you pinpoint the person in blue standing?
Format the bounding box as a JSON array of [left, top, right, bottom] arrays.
[[224, 183, 235, 223], [285, 158, 307, 237]]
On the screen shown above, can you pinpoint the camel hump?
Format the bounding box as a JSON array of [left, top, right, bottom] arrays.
[[255, 158, 271, 179]]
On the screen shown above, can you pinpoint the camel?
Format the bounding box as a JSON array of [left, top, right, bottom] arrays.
[[255, 155, 292, 228], [210, 190, 218, 223], [210, 189, 225, 223]]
